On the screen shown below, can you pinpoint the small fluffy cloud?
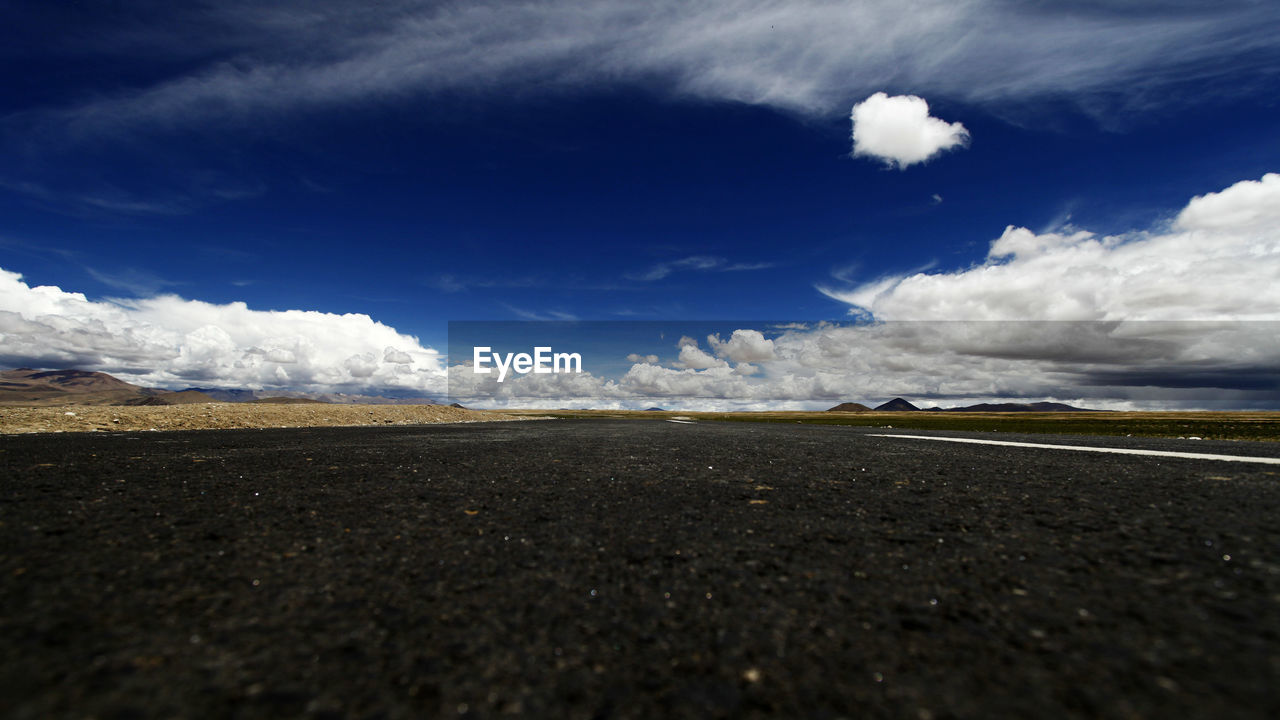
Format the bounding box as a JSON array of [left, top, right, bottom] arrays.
[[0, 268, 445, 394], [850, 93, 970, 169], [627, 353, 660, 363], [821, 173, 1280, 321]]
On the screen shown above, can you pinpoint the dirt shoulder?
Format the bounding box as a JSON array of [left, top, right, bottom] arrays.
[[0, 403, 527, 434]]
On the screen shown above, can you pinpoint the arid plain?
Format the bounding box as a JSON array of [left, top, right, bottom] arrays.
[[3, 403, 1280, 442]]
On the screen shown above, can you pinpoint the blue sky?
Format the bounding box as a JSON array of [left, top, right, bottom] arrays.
[[2, 1, 1279, 407]]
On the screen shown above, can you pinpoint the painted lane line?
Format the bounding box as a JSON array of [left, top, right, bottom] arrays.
[[870, 434, 1280, 465], [666, 419, 697, 424]]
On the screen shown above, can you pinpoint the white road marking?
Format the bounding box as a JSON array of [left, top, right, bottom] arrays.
[[870, 434, 1280, 465], [666, 419, 697, 424]]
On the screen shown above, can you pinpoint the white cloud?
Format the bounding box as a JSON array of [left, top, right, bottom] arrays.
[[627, 353, 660, 363], [264, 348, 297, 364], [850, 92, 969, 169], [820, 173, 1280, 321], [675, 343, 728, 370], [384, 347, 413, 364], [708, 329, 776, 363], [0, 267, 445, 394], [1176, 172, 1280, 231], [14, 0, 1278, 139], [449, 319, 1280, 412]]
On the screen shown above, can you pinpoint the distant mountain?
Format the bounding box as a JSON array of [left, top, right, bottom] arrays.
[[855, 397, 1095, 409], [124, 389, 218, 406], [183, 386, 435, 404], [944, 402, 1097, 412], [182, 387, 261, 402], [874, 398, 920, 411], [643, 407, 666, 411], [827, 402, 871, 412], [0, 368, 215, 406]]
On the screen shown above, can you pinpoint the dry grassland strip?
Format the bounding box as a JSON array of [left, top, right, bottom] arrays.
[[496, 409, 1280, 442]]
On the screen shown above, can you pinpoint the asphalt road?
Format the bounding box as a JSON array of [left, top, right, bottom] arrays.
[[2, 419, 1278, 719]]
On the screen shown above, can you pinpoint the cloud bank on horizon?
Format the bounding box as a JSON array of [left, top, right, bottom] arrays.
[[820, 173, 1280, 321], [448, 318, 1280, 412], [3, 174, 1277, 407], [0, 268, 445, 395]]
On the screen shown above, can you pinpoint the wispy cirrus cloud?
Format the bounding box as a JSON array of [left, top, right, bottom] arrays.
[[500, 303, 579, 322], [627, 256, 773, 282], [84, 267, 184, 297], [627, 256, 722, 282], [9, 0, 1279, 140], [0, 174, 265, 218], [426, 274, 546, 294]]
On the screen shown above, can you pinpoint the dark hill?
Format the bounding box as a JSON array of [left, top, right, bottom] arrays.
[[874, 398, 920, 412], [945, 402, 1096, 412]]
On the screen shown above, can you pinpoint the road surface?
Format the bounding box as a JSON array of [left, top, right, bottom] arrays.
[[2, 420, 1278, 718]]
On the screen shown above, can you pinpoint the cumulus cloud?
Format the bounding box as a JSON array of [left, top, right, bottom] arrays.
[[11, 0, 1279, 140], [627, 353, 660, 363], [820, 174, 1280, 321], [850, 93, 970, 168], [708, 329, 776, 363], [384, 347, 413, 364], [0, 268, 445, 394], [675, 343, 728, 370]]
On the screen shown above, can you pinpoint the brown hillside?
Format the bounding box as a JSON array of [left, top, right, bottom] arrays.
[[0, 368, 213, 407], [827, 402, 872, 412]]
